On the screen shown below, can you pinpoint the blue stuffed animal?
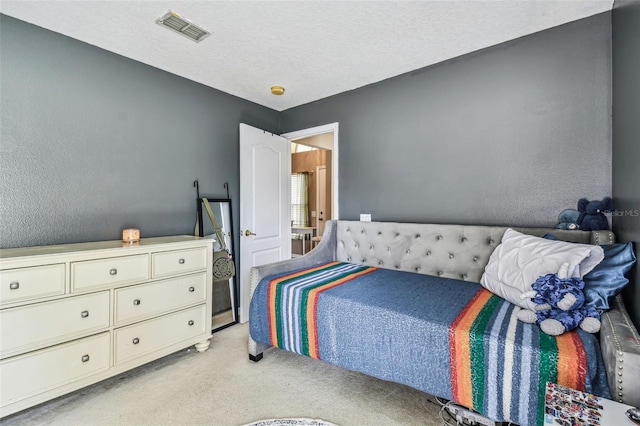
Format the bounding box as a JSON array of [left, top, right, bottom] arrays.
[[555, 209, 580, 230], [531, 305, 601, 336], [527, 270, 586, 311], [517, 263, 601, 336], [576, 197, 612, 231]]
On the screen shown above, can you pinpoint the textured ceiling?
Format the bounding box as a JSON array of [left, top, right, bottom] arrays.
[[0, 1, 613, 111]]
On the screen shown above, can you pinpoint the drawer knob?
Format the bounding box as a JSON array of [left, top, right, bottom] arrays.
[[178, 258, 185, 264], [188, 320, 195, 326], [132, 337, 140, 345], [80, 310, 90, 318], [9, 282, 20, 290], [82, 354, 90, 363], [133, 299, 141, 306], [109, 268, 118, 276], [188, 286, 195, 292]]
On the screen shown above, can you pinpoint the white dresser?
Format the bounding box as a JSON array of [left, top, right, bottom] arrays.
[[0, 236, 213, 418]]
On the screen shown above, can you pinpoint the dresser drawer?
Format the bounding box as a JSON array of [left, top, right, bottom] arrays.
[[71, 254, 149, 291], [114, 273, 207, 325], [114, 305, 206, 365], [1, 264, 65, 306], [0, 333, 110, 408], [0, 291, 110, 358], [152, 247, 207, 278]]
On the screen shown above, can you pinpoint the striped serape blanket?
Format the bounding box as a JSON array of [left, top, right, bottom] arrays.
[[449, 287, 600, 424], [266, 262, 376, 358], [249, 262, 610, 426]]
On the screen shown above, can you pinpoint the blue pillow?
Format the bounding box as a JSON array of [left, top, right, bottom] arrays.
[[583, 243, 636, 311], [542, 234, 635, 311]]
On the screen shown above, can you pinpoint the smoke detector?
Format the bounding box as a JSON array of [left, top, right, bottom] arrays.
[[156, 11, 210, 43]]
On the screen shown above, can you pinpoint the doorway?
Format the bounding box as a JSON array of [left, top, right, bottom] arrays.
[[282, 122, 339, 222], [289, 140, 332, 256]]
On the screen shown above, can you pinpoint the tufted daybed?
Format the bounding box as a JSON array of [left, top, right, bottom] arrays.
[[248, 220, 640, 426]]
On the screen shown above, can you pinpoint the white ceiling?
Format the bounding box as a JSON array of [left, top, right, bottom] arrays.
[[0, 1, 613, 111]]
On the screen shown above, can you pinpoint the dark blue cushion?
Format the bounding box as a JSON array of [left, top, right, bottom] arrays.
[[542, 235, 635, 311], [583, 243, 636, 310]]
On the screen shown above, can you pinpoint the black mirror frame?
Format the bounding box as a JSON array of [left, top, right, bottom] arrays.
[[196, 197, 239, 332]]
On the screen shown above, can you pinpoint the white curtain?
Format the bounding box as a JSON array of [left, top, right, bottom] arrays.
[[291, 173, 309, 229]]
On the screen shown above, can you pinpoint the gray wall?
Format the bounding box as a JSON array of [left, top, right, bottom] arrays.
[[0, 15, 279, 249], [3, 12, 631, 324], [281, 14, 612, 227], [612, 0, 640, 329]]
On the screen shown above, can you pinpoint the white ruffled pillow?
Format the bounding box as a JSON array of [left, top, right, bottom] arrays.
[[480, 228, 604, 310]]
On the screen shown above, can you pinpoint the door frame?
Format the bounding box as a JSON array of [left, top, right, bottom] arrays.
[[282, 122, 339, 221]]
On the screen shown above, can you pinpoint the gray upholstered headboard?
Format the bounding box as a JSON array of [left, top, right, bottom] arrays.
[[335, 221, 615, 283]]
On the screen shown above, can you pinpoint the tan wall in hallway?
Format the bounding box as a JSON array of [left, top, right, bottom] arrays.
[[292, 150, 327, 227]]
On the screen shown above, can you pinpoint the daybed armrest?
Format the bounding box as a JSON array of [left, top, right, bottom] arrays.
[[248, 220, 338, 300], [248, 220, 337, 361], [600, 293, 640, 407]]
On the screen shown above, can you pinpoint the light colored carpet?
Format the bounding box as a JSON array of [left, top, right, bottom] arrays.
[[1, 323, 443, 426], [242, 419, 337, 426]]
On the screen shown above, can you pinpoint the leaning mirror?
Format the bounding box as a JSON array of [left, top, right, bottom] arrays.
[[196, 198, 238, 332]]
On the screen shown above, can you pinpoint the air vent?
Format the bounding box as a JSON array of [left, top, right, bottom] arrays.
[[156, 11, 210, 43]]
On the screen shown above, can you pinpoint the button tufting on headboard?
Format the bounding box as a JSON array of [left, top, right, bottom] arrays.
[[335, 221, 602, 284]]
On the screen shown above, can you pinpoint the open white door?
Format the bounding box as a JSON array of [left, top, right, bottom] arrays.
[[239, 124, 291, 323]]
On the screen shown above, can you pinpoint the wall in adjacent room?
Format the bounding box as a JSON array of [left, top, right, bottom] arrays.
[[281, 14, 612, 228], [0, 15, 280, 249], [612, 0, 640, 329], [292, 150, 328, 228]]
